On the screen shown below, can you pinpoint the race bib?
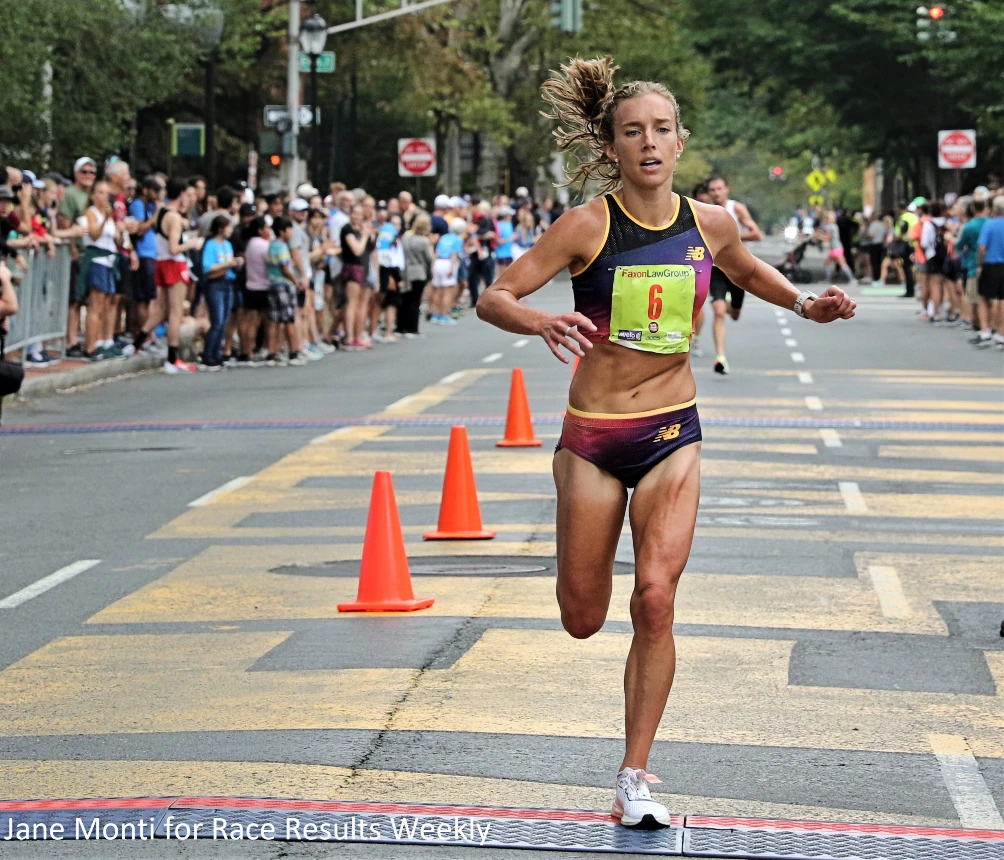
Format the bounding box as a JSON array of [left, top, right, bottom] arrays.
[[609, 264, 695, 354]]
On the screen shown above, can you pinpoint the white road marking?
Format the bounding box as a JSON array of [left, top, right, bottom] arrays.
[[797, 372, 814, 384], [785, 338, 798, 347], [482, 353, 503, 363], [929, 734, 1004, 828], [838, 481, 868, 513], [804, 396, 823, 411], [512, 339, 529, 348], [188, 476, 252, 507], [819, 428, 842, 448], [385, 394, 414, 410], [439, 371, 466, 384], [774, 309, 785, 317], [781, 327, 792, 336], [866, 565, 910, 618], [0, 560, 101, 609], [776, 317, 788, 325], [790, 352, 805, 363]]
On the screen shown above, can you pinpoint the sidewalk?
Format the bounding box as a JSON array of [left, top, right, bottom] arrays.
[[16, 354, 163, 399]]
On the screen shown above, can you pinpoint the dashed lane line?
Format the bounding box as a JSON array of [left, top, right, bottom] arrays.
[[929, 734, 1004, 828], [805, 396, 823, 411], [0, 560, 102, 609], [791, 352, 806, 363], [188, 477, 253, 507], [866, 565, 911, 618], [838, 481, 868, 513], [439, 371, 467, 384], [482, 353, 503, 364], [781, 328, 793, 336], [785, 338, 799, 347], [798, 372, 814, 384], [384, 395, 415, 410], [819, 428, 843, 448], [512, 339, 529, 348]]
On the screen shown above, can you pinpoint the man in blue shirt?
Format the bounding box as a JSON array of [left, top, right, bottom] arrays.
[[975, 196, 1004, 348], [127, 176, 163, 345]]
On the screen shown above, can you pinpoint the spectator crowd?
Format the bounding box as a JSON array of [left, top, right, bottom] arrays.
[[1, 158, 561, 374]]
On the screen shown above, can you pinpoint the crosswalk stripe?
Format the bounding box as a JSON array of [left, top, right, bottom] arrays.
[[866, 565, 910, 618], [929, 735, 1004, 828], [838, 481, 868, 512]]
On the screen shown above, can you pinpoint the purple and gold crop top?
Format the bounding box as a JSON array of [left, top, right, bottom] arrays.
[[570, 193, 711, 355]]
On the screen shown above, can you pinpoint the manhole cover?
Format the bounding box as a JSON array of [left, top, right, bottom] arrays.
[[270, 556, 557, 578], [410, 563, 548, 575], [270, 556, 635, 578]]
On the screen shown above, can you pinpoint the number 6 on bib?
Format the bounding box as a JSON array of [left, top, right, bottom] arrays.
[[609, 264, 696, 354]]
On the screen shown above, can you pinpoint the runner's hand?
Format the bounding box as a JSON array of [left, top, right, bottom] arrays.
[[805, 286, 856, 322], [541, 312, 595, 363]]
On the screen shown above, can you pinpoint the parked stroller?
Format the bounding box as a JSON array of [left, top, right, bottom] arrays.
[[776, 236, 814, 284]]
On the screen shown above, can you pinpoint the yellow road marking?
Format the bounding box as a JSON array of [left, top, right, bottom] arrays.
[[879, 445, 1004, 462]]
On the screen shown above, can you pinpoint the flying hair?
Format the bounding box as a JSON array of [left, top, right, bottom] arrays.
[[540, 56, 690, 193]]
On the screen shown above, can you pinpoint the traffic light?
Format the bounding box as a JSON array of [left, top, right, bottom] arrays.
[[769, 165, 786, 182], [916, 5, 955, 42], [550, 0, 583, 33], [269, 154, 281, 167]]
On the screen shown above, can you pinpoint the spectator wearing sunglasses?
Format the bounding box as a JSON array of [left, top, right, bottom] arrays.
[[57, 157, 99, 357]]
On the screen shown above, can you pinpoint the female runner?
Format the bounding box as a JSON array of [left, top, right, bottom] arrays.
[[477, 57, 855, 829]]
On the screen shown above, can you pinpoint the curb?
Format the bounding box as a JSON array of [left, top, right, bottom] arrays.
[[17, 355, 163, 400]]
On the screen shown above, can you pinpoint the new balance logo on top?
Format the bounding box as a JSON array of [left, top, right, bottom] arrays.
[[685, 246, 705, 261]]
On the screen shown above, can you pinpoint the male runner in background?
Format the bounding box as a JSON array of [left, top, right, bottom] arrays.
[[707, 175, 762, 375]]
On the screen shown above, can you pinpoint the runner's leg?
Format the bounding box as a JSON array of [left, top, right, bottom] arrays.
[[552, 449, 627, 639], [622, 442, 701, 769]]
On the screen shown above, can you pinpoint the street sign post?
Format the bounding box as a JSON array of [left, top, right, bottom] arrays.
[[938, 129, 976, 169], [247, 148, 258, 192], [398, 137, 437, 178], [264, 105, 318, 128], [299, 51, 335, 73]]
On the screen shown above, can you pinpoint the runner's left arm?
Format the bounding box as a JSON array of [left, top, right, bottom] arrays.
[[705, 205, 855, 323]]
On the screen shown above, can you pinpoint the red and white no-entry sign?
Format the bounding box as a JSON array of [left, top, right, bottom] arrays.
[[398, 137, 437, 178], [938, 129, 976, 169]]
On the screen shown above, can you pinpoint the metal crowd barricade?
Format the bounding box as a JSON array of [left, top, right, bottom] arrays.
[[4, 245, 72, 356]]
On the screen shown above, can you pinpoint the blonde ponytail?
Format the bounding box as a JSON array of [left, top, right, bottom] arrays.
[[541, 56, 690, 193]]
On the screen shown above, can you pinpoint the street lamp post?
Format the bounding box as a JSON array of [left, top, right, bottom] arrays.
[[299, 13, 327, 189], [197, 7, 225, 191]]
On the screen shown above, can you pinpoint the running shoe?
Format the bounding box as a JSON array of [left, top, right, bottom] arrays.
[[371, 332, 387, 344], [120, 343, 136, 357], [973, 335, 993, 349], [65, 344, 85, 359], [84, 349, 106, 362], [302, 344, 324, 361], [25, 351, 59, 369], [265, 353, 287, 366], [612, 768, 671, 829], [167, 358, 196, 373], [691, 337, 703, 358], [713, 355, 730, 375], [313, 341, 336, 355], [287, 354, 308, 366]]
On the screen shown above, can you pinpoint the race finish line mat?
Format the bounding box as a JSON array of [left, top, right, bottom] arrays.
[[2, 798, 1003, 857]]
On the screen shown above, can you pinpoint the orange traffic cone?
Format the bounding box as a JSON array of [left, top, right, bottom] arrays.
[[496, 368, 542, 448], [424, 426, 497, 541], [337, 471, 434, 612]]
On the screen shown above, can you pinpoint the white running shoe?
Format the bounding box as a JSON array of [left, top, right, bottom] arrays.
[[612, 768, 671, 829]]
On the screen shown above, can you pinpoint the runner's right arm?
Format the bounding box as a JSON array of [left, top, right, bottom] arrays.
[[477, 201, 603, 362]]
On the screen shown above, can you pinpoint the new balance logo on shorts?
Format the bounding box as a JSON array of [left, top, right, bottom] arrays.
[[652, 424, 681, 442]]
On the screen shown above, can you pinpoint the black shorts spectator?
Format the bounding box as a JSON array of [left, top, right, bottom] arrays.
[[134, 258, 157, 303], [243, 288, 269, 313], [978, 263, 1004, 301]]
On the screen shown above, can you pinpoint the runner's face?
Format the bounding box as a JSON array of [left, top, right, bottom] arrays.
[[607, 93, 684, 190], [707, 179, 729, 205]]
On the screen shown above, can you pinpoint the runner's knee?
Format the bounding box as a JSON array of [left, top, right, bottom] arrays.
[[630, 581, 677, 639], [557, 587, 607, 639]]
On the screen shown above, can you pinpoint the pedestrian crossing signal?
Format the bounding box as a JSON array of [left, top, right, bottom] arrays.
[[550, 0, 583, 32], [269, 154, 281, 167]]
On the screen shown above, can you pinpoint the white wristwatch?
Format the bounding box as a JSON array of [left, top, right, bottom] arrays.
[[793, 290, 817, 319]]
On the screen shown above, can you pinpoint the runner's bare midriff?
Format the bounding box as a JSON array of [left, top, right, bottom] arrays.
[[568, 343, 695, 414]]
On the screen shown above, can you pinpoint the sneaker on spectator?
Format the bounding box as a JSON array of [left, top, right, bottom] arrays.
[[85, 349, 106, 362], [120, 344, 136, 357], [253, 347, 270, 362], [266, 353, 287, 366], [141, 340, 167, 358], [66, 344, 85, 359], [198, 361, 222, 372], [164, 358, 196, 373], [313, 341, 335, 354], [287, 354, 308, 366], [371, 332, 387, 344], [222, 355, 238, 368], [303, 344, 324, 361], [99, 345, 127, 361], [25, 350, 60, 369]]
